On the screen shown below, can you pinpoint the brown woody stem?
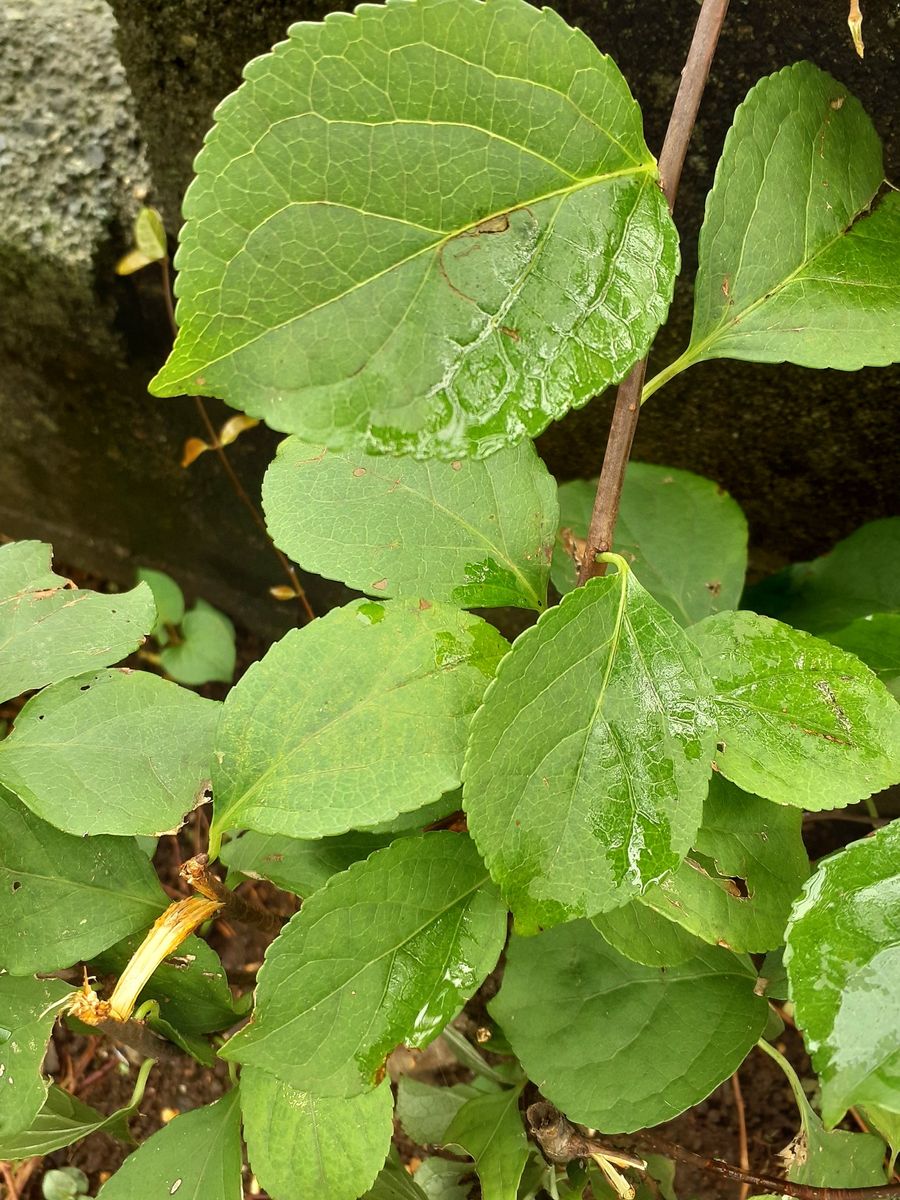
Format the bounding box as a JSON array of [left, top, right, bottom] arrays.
[[576, 0, 731, 585]]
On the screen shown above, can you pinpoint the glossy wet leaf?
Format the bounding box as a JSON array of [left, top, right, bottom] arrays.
[[221, 833, 507, 1096], [0, 1085, 132, 1162], [464, 565, 715, 933], [263, 437, 558, 610], [825, 615, 900, 700], [211, 599, 507, 850], [0, 668, 219, 837], [137, 568, 185, 634], [242, 1068, 393, 1200], [552, 464, 747, 623], [491, 921, 766, 1131], [96, 1089, 242, 1200], [221, 828, 392, 897], [92, 932, 238, 1036], [444, 1087, 530, 1200], [150, 0, 678, 459], [748, 518, 900, 634], [0, 541, 154, 703], [0, 787, 167, 974], [0, 975, 72, 1140], [690, 611, 900, 810], [636, 775, 810, 954], [397, 1078, 496, 1146], [677, 63, 899, 374], [161, 600, 236, 686], [591, 896, 707, 967], [785, 821, 900, 1127]]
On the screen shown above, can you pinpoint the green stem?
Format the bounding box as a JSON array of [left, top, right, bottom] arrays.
[[641, 348, 696, 402], [863, 795, 881, 823]]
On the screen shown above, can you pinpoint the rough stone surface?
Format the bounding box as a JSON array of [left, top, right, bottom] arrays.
[[2, 0, 898, 633]]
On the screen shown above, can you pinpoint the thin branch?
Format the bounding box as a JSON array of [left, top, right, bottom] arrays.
[[181, 853, 283, 934], [159, 258, 316, 623], [634, 1133, 900, 1200], [577, 0, 730, 585], [731, 1070, 751, 1200]]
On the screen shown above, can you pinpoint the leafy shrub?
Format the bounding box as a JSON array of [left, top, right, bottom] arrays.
[[2, 1, 899, 1197]]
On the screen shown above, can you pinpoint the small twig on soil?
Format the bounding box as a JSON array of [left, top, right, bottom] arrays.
[[731, 1070, 751, 1200], [159, 258, 315, 624], [634, 1133, 900, 1200], [577, 0, 731, 585], [181, 854, 283, 934]]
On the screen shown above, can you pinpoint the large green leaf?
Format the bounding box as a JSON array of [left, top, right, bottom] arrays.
[[397, 1078, 496, 1146], [263, 438, 558, 610], [591, 895, 709, 968], [221, 833, 507, 1095], [221, 828, 393, 897], [749, 519, 900, 634], [0, 975, 71, 1140], [444, 1087, 530, 1200], [826, 615, 900, 700], [0, 788, 167, 974], [689, 611, 900, 810], [464, 562, 715, 933], [150, 0, 677, 459], [96, 1089, 243, 1200], [785, 821, 900, 1127], [552, 464, 747, 623], [644, 63, 898, 396], [242, 1068, 392, 1200], [0, 668, 219, 837], [92, 932, 238, 1037], [490, 921, 766, 1132], [0, 542, 154, 703], [210, 599, 507, 852], [635, 775, 810, 954]]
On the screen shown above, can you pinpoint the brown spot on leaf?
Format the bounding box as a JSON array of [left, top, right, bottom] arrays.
[[352, 467, 366, 477], [451, 461, 462, 471], [418, 598, 432, 611], [372, 579, 388, 591]]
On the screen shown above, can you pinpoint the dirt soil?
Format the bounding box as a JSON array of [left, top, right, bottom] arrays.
[[2, 570, 890, 1200]]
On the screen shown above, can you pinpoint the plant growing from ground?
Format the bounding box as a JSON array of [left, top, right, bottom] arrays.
[[2, 0, 900, 1196]]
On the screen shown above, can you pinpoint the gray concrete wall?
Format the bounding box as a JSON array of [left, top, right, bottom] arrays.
[[1, 0, 897, 631]]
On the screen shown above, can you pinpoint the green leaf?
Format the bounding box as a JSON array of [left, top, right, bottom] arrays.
[[748, 519, 900, 634], [136, 568, 185, 632], [92, 932, 238, 1036], [0, 1085, 132, 1163], [591, 897, 707, 967], [96, 1088, 243, 1200], [0, 975, 71, 1140], [825, 615, 900, 700], [689, 611, 900, 810], [397, 1078, 495, 1146], [263, 437, 558, 610], [785, 821, 900, 1127], [635, 775, 810, 954], [364, 1152, 429, 1200], [150, 0, 678, 459], [242, 1068, 393, 1200], [552, 464, 748, 624], [0, 787, 167, 974], [161, 600, 236, 686], [0, 541, 154, 703], [0, 668, 219, 837], [444, 1087, 530, 1200], [221, 833, 508, 1096], [133, 207, 167, 262], [41, 1166, 90, 1200], [211, 599, 507, 850], [490, 920, 767, 1132], [764, 1040, 888, 1187], [221, 828, 393, 897], [657, 63, 898, 384], [464, 562, 715, 933], [414, 1158, 473, 1200], [861, 1105, 900, 1152]]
